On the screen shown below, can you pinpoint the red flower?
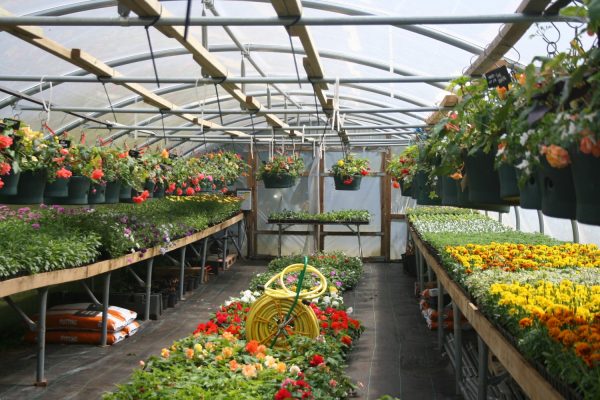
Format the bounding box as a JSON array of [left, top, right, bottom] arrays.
[[245, 340, 260, 355], [176, 188, 183, 196], [392, 181, 400, 189], [341, 335, 352, 346], [141, 190, 150, 200], [56, 167, 72, 179], [343, 178, 353, 185], [0, 178, 4, 189], [132, 195, 144, 204], [0, 162, 11, 176], [60, 148, 69, 155], [0, 135, 13, 149], [221, 187, 228, 193], [274, 389, 292, 400], [91, 169, 104, 180], [216, 311, 229, 324], [118, 152, 128, 159], [309, 354, 324, 366], [185, 187, 195, 196], [360, 169, 368, 176]]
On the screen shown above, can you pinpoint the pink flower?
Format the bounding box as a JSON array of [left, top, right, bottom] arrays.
[[0, 162, 11, 176], [91, 169, 104, 180]]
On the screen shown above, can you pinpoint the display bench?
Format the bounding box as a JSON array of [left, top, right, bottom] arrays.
[[267, 218, 369, 258], [0, 212, 244, 386], [408, 225, 562, 400]]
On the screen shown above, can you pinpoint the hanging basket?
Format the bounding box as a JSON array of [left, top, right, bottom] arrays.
[[414, 171, 441, 205], [540, 159, 576, 219], [0, 170, 47, 204], [153, 182, 165, 199], [333, 175, 362, 191], [0, 170, 21, 196], [119, 183, 133, 202], [105, 180, 121, 204], [88, 182, 106, 204], [518, 170, 542, 210], [46, 175, 90, 205], [262, 173, 297, 189], [441, 176, 460, 206], [144, 180, 156, 198], [44, 177, 70, 197], [498, 163, 520, 202], [455, 181, 510, 213], [570, 149, 600, 225], [464, 149, 511, 205], [399, 180, 413, 198]]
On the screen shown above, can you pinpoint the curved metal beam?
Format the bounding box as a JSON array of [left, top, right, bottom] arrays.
[[1, 45, 438, 109]]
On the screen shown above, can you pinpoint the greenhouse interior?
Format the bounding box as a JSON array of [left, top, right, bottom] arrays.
[[0, 0, 599, 399]]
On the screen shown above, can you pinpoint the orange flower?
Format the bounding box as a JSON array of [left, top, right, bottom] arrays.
[[519, 317, 533, 328], [245, 340, 259, 355], [221, 347, 233, 358], [185, 348, 194, 359], [518, 73, 526, 86], [241, 364, 257, 378], [229, 359, 240, 371], [496, 86, 507, 100], [580, 136, 594, 154], [392, 181, 400, 189], [449, 172, 463, 180], [543, 144, 570, 168]]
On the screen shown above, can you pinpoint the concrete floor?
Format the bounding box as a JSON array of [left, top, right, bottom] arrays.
[[0, 261, 456, 400]]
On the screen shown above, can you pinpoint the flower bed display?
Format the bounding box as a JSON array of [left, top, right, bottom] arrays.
[[268, 210, 371, 224], [103, 255, 364, 399], [408, 207, 600, 399], [0, 194, 242, 281]]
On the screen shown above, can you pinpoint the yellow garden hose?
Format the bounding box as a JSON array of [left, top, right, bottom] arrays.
[[246, 262, 327, 348]]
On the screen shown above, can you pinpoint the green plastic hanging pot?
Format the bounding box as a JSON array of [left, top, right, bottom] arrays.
[[0, 169, 47, 204], [0, 170, 20, 196], [334, 175, 362, 191], [540, 159, 576, 219], [399, 180, 413, 198], [570, 149, 600, 225], [262, 173, 296, 188], [414, 171, 441, 205], [44, 177, 70, 197], [144, 180, 156, 198], [119, 183, 133, 202], [455, 180, 509, 213], [464, 149, 510, 205], [441, 176, 459, 206], [105, 180, 121, 204], [88, 182, 106, 204], [153, 182, 165, 199], [498, 163, 520, 203], [518, 170, 542, 210], [46, 175, 90, 205]]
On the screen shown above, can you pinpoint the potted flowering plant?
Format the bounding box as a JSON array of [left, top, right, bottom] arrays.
[[140, 150, 172, 198], [259, 153, 305, 189], [0, 126, 18, 195], [329, 153, 370, 190], [386, 145, 417, 197]]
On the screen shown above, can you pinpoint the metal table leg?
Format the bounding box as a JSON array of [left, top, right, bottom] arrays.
[[179, 246, 187, 301], [36, 288, 48, 386], [236, 220, 246, 260], [356, 224, 363, 259], [100, 272, 111, 346], [477, 335, 489, 400], [437, 280, 444, 351], [200, 238, 208, 284], [145, 258, 154, 321], [453, 302, 463, 395], [418, 251, 425, 296], [278, 224, 282, 257], [221, 229, 228, 272]]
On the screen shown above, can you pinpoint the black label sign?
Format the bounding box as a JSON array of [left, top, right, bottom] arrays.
[[59, 139, 71, 149], [128, 149, 141, 159], [3, 118, 21, 130], [485, 66, 512, 89]]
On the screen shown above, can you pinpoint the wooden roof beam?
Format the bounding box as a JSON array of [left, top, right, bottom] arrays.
[[119, 0, 302, 140]]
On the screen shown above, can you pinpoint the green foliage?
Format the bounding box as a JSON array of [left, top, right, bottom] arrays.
[[329, 153, 370, 179], [258, 153, 305, 179], [269, 209, 371, 223]]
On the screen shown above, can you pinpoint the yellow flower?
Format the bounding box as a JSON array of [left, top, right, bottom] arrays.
[[276, 362, 287, 373], [337, 160, 344, 167], [222, 347, 233, 358], [160, 348, 170, 358], [194, 343, 203, 353]]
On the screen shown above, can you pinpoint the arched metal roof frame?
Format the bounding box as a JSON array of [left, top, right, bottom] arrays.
[[84, 89, 419, 148]]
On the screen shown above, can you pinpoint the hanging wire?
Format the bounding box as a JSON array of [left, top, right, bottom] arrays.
[[183, 0, 193, 41], [159, 110, 167, 146], [39, 76, 53, 130], [101, 81, 118, 123], [285, 15, 303, 89], [145, 25, 161, 88], [213, 81, 226, 126]]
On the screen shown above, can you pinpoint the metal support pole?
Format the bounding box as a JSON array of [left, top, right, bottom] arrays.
[[453, 302, 463, 396], [427, 263, 432, 283], [571, 219, 580, 243], [236, 220, 245, 260], [35, 288, 48, 386], [222, 229, 228, 272], [513, 206, 520, 231], [356, 224, 363, 259], [126, 267, 146, 287], [278, 224, 283, 257], [313, 224, 319, 253], [179, 246, 187, 301], [477, 335, 489, 400], [200, 238, 209, 284], [418, 251, 425, 296], [498, 212, 503, 223], [3, 296, 37, 331], [437, 280, 444, 351], [145, 258, 153, 321], [537, 210, 545, 234], [81, 280, 101, 306], [100, 272, 111, 346]]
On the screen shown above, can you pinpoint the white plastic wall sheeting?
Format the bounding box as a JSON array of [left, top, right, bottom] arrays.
[[391, 220, 408, 260], [257, 234, 313, 257], [324, 236, 380, 258]]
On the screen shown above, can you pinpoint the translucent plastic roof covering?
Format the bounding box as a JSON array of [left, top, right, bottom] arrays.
[[0, 0, 589, 152]]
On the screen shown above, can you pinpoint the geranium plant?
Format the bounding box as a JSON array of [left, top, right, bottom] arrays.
[[259, 153, 305, 179], [329, 153, 370, 184]]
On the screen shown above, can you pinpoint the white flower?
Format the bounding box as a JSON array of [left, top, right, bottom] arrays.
[[289, 365, 301, 375], [519, 130, 532, 146], [332, 300, 339, 307], [346, 307, 353, 315], [516, 159, 529, 170]]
